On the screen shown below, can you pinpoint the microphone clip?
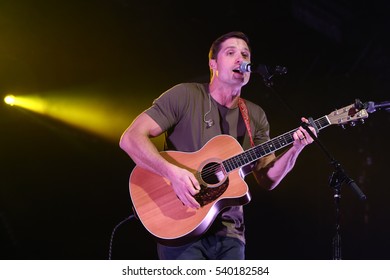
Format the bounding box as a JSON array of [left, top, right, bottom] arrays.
[[240, 62, 288, 88]]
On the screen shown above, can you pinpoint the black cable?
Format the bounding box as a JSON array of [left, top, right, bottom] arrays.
[[108, 214, 135, 260]]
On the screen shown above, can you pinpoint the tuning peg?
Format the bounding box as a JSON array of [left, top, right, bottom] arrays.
[[360, 119, 365, 125], [350, 121, 356, 127], [340, 124, 346, 129]]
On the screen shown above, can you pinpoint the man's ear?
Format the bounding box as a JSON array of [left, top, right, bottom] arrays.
[[209, 59, 217, 70]]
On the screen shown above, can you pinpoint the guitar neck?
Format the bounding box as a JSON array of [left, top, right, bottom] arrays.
[[222, 115, 331, 173]]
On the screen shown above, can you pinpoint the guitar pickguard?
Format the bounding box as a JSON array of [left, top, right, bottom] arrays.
[[194, 178, 229, 207]]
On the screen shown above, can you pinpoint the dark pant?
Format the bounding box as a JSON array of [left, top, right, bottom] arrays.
[[157, 235, 245, 260]]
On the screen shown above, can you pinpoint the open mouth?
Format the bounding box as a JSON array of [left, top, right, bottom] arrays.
[[232, 69, 242, 73]]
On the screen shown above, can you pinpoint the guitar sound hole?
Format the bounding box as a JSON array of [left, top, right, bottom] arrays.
[[195, 162, 229, 207], [200, 162, 225, 185]]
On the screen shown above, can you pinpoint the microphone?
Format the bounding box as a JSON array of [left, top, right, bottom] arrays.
[[364, 101, 390, 113], [239, 61, 288, 76]]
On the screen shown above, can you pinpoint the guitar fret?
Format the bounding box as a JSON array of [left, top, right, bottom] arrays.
[[241, 152, 249, 164], [240, 155, 247, 165], [237, 156, 244, 166], [248, 151, 256, 162], [273, 138, 283, 149], [263, 145, 271, 154], [315, 116, 330, 130], [225, 159, 232, 172], [255, 147, 265, 158], [229, 157, 237, 169], [232, 158, 240, 169]]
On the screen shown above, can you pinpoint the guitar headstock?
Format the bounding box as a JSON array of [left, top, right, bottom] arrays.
[[327, 103, 369, 126]]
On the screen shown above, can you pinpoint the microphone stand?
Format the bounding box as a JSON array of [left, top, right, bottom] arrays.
[[259, 71, 367, 260], [300, 121, 367, 260]]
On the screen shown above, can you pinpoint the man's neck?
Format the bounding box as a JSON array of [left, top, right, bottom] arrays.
[[209, 81, 241, 108]]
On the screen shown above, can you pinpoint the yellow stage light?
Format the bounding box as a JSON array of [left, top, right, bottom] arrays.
[[2, 90, 163, 146], [4, 95, 16, 106]]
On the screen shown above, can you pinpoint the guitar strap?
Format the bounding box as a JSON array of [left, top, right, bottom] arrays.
[[238, 98, 255, 147]]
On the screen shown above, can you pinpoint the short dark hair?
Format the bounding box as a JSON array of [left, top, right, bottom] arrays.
[[208, 31, 251, 60]]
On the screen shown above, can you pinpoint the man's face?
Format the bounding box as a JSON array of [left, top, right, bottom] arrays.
[[210, 38, 251, 86]]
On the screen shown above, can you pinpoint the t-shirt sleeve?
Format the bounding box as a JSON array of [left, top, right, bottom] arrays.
[[144, 83, 188, 131]]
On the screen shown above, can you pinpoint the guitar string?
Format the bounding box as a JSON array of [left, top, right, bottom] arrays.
[[198, 137, 292, 179], [198, 129, 297, 179]]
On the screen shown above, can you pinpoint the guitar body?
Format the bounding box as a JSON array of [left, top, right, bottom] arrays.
[[129, 135, 251, 246]]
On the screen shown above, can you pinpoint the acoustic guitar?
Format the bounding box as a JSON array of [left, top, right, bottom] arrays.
[[129, 103, 369, 246]]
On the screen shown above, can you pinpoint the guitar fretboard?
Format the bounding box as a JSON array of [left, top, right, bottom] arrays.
[[222, 116, 331, 173]]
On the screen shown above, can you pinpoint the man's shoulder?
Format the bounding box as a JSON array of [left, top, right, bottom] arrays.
[[173, 82, 207, 91], [166, 82, 208, 98]]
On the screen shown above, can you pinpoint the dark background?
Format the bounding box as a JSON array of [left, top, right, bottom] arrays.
[[0, 0, 389, 260]]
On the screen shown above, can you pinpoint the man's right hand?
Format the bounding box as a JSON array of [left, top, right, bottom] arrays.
[[168, 165, 201, 209]]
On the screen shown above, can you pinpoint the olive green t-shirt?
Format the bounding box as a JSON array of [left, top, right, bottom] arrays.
[[145, 83, 271, 244]]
